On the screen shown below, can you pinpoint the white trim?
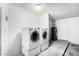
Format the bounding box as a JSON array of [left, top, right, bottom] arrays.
[[0, 4, 4, 56], [0, 4, 8, 56]]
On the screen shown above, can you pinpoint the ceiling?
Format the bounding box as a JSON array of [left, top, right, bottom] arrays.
[[12, 3, 48, 16], [12, 3, 79, 20]]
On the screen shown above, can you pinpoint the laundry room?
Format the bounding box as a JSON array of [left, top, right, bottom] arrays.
[[0, 3, 49, 56], [1, 3, 79, 56]]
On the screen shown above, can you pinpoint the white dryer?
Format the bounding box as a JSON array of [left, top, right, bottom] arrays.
[[40, 28, 49, 51], [22, 27, 40, 56]]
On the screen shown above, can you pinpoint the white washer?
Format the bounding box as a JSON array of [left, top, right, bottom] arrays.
[[22, 27, 40, 56], [40, 28, 49, 51]]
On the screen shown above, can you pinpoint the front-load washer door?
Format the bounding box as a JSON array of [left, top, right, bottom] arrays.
[[42, 31, 47, 40], [29, 30, 40, 50], [31, 31, 39, 42]]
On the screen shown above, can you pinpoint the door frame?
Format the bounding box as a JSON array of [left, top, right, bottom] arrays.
[[0, 4, 4, 56], [0, 4, 8, 56]]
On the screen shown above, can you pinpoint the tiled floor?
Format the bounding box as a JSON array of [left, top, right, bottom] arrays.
[[38, 40, 69, 56], [13, 40, 79, 56], [15, 40, 69, 56], [12, 52, 24, 56], [65, 43, 79, 56]]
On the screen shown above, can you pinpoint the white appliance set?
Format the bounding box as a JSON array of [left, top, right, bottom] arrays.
[[22, 27, 49, 56]]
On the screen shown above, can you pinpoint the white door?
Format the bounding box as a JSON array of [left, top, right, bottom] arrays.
[[68, 19, 79, 44], [56, 20, 69, 40]]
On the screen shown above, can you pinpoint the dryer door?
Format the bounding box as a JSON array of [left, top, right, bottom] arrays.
[[31, 31, 39, 42], [42, 31, 47, 40]]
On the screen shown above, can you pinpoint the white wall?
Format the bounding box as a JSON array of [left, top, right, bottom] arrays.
[[56, 19, 69, 41], [56, 17, 79, 45], [5, 4, 40, 56], [68, 17, 79, 44], [40, 13, 49, 28], [49, 20, 53, 28]]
